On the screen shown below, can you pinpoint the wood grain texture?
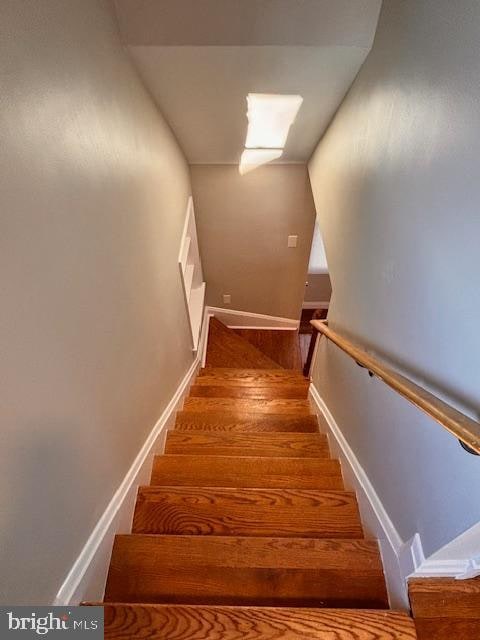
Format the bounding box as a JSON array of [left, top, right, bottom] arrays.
[[165, 431, 329, 457], [104, 535, 388, 607], [189, 383, 309, 399], [151, 455, 344, 489], [95, 604, 417, 640], [133, 487, 363, 538], [205, 318, 283, 369], [175, 410, 320, 433], [183, 397, 312, 415], [197, 367, 307, 386], [233, 329, 303, 370], [312, 320, 480, 454], [409, 577, 480, 618], [413, 619, 480, 640], [409, 578, 480, 640]]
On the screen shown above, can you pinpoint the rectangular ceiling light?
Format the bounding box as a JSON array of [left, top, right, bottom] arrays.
[[239, 148, 283, 175], [245, 93, 303, 150]]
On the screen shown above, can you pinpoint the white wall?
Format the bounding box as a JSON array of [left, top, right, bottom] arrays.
[[0, 0, 193, 604], [309, 0, 480, 559]]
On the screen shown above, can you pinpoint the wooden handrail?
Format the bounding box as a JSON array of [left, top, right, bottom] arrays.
[[311, 319, 480, 455]]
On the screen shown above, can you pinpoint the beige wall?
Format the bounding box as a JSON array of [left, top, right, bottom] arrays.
[[309, 0, 480, 558], [1, 0, 193, 604], [304, 273, 332, 303], [191, 164, 316, 319]]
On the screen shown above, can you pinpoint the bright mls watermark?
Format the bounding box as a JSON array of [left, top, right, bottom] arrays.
[[1, 608, 103, 638]]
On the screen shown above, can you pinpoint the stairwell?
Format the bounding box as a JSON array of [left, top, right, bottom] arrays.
[[89, 318, 417, 638]]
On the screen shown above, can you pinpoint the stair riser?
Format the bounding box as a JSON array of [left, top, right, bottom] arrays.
[[189, 384, 309, 399], [133, 488, 363, 538], [151, 456, 344, 490], [165, 432, 329, 457], [175, 411, 319, 432]]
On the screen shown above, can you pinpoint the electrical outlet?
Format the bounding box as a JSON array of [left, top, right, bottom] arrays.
[[288, 235, 298, 248], [223, 294, 231, 304]]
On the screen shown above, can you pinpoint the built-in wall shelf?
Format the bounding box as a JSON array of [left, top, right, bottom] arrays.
[[178, 197, 206, 351]]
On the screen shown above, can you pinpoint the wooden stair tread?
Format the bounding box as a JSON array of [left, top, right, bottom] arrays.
[[197, 367, 307, 386], [94, 604, 417, 639], [133, 486, 363, 538], [175, 411, 320, 432], [165, 431, 329, 457], [151, 455, 343, 489], [189, 383, 309, 399], [104, 535, 388, 607], [205, 318, 283, 369], [183, 397, 312, 415]]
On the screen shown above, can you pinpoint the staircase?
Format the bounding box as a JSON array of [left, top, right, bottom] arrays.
[[91, 318, 417, 638]]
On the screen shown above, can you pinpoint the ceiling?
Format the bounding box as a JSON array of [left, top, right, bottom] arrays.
[[114, 0, 382, 164]]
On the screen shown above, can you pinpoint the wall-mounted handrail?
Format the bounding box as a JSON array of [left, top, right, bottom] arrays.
[[310, 319, 480, 455]]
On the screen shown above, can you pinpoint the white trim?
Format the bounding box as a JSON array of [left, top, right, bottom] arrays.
[[178, 197, 206, 350], [199, 308, 213, 368], [309, 384, 412, 608], [398, 534, 425, 579], [302, 301, 330, 310], [208, 306, 299, 330], [53, 357, 200, 605], [412, 559, 473, 578]]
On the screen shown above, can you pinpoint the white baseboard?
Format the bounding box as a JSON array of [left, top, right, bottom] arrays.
[[53, 356, 201, 605], [302, 301, 330, 310], [198, 306, 213, 368], [309, 384, 415, 609], [208, 306, 299, 330]]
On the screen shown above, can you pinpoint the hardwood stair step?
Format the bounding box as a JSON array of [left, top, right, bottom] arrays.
[[183, 397, 312, 415], [133, 487, 363, 538], [233, 328, 302, 370], [189, 383, 309, 399], [197, 367, 307, 385], [165, 431, 329, 457], [175, 410, 320, 432], [151, 455, 344, 489], [409, 577, 480, 639], [95, 604, 417, 639], [104, 535, 388, 607], [205, 317, 283, 369]]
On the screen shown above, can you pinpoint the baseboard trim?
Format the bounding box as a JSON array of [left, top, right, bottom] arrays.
[[207, 306, 299, 330], [309, 384, 411, 608], [53, 356, 200, 605], [302, 301, 330, 310]]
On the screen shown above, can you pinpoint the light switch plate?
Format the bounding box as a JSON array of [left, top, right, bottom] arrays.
[[288, 235, 298, 248], [223, 294, 231, 304]]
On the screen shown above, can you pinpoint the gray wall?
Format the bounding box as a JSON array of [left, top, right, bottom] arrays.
[[191, 164, 316, 319], [1, 0, 193, 604], [309, 0, 480, 557], [304, 274, 332, 303]]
